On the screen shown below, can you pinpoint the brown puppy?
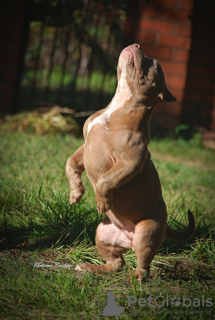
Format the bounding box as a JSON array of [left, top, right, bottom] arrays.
[[66, 44, 195, 281]]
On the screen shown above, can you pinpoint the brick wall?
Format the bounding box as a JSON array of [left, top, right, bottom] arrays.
[[130, 0, 215, 130], [0, 0, 28, 114], [1, 0, 215, 130]]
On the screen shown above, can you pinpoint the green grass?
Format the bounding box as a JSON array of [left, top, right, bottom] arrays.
[[0, 131, 215, 319]]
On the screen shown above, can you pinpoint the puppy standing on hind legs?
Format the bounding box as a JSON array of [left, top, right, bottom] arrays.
[[66, 44, 195, 282]]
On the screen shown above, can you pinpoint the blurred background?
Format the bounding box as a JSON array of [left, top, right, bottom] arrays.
[[0, 0, 215, 136]]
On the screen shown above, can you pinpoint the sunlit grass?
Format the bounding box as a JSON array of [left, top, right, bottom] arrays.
[[0, 131, 215, 318]]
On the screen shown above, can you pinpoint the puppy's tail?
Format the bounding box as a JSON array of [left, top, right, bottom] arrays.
[[165, 209, 195, 242]]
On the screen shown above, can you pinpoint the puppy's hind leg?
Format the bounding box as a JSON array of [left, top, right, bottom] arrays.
[[133, 218, 166, 281], [75, 217, 130, 273]]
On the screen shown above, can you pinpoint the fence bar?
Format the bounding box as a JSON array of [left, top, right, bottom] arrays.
[[44, 3, 61, 102], [29, 19, 45, 107], [58, 27, 71, 105]]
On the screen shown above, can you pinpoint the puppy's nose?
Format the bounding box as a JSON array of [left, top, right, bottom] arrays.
[[127, 44, 141, 50]]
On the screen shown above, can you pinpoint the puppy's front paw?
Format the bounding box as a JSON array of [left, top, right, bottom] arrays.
[[96, 193, 113, 213], [69, 185, 85, 205]]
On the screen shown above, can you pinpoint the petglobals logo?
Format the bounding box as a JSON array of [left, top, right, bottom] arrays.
[[95, 292, 213, 317], [127, 295, 213, 308], [95, 292, 124, 317]]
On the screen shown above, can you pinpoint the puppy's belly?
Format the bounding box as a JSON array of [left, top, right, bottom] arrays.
[[98, 217, 135, 250], [106, 209, 135, 232]]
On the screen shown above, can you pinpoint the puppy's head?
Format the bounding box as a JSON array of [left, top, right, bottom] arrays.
[[117, 44, 176, 106]]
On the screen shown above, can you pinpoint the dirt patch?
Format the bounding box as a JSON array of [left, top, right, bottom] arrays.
[[0, 249, 75, 270], [156, 258, 214, 282]]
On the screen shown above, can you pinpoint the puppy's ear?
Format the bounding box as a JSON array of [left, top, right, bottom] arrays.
[[158, 88, 176, 103], [117, 66, 121, 82]]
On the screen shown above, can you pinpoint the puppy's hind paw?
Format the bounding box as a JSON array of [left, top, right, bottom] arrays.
[[135, 268, 150, 282]]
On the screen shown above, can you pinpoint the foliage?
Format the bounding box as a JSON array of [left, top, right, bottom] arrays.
[[0, 107, 80, 135]]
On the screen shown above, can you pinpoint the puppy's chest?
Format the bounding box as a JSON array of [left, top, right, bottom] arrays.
[[87, 94, 132, 136], [87, 112, 110, 135]]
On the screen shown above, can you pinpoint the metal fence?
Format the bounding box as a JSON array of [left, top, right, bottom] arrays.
[[18, 0, 128, 115]]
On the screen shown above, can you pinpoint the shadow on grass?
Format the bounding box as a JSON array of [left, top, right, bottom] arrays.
[[0, 192, 103, 251], [0, 184, 214, 255], [0, 209, 213, 256]]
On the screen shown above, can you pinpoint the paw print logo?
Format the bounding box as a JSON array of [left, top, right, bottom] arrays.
[[171, 296, 181, 307]]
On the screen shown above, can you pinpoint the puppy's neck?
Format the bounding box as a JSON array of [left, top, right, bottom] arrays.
[[114, 67, 133, 99], [113, 68, 157, 115]]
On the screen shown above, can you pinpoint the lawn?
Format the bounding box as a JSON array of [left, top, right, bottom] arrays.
[[0, 130, 215, 319]]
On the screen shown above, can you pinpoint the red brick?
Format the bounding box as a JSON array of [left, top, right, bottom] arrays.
[[172, 49, 189, 63], [136, 31, 156, 45], [165, 102, 182, 116], [0, 83, 14, 95], [158, 34, 191, 50], [163, 75, 170, 88], [160, 60, 188, 76], [170, 76, 186, 90], [170, 88, 184, 103], [153, 102, 166, 114], [160, 8, 191, 23], [143, 45, 172, 60], [177, 24, 192, 37], [140, 7, 159, 19], [180, 0, 194, 11], [140, 18, 175, 34]]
